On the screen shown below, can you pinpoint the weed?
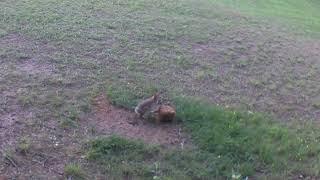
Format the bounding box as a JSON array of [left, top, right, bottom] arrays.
[[64, 164, 86, 180], [17, 137, 31, 155], [59, 106, 80, 129]]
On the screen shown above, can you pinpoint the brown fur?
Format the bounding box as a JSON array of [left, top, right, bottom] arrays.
[[154, 105, 176, 123]]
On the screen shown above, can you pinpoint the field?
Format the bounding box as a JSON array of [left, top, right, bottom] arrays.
[[0, 0, 320, 179], [214, 0, 320, 34]]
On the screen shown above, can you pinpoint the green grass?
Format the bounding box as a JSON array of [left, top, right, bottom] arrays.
[[1, 0, 320, 178], [86, 135, 237, 179], [64, 164, 86, 180], [213, 0, 320, 34], [105, 86, 320, 178], [86, 136, 160, 179], [174, 96, 320, 175]]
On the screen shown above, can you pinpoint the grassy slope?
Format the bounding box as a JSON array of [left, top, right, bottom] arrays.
[[0, 0, 320, 179], [103, 85, 320, 179], [213, 0, 320, 34]]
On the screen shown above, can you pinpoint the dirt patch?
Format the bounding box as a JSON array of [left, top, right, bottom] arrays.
[[0, 32, 57, 152], [0, 113, 82, 179], [0, 112, 27, 155], [0, 33, 65, 179], [0, 33, 56, 75], [89, 95, 189, 148]]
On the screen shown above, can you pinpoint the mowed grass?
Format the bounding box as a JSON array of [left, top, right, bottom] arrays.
[[0, 0, 320, 179], [98, 85, 320, 179], [213, 0, 320, 34], [86, 136, 222, 179]]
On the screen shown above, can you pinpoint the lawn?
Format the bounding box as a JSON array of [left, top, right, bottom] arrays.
[[213, 0, 320, 35], [0, 0, 320, 179]]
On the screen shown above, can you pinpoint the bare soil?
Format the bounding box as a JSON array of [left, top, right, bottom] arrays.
[[89, 94, 188, 147], [0, 33, 65, 179]]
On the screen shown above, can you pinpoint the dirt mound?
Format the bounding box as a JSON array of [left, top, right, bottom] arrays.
[[89, 95, 189, 148]]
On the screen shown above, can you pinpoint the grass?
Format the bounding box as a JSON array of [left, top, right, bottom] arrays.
[[174, 96, 320, 175], [213, 0, 320, 35], [86, 135, 233, 179], [86, 136, 160, 179], [64, 164, 86, 180], [1, 0, 320, 178], [102, 85, 320, 178]]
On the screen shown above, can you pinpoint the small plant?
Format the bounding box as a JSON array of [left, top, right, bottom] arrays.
[[65, 106, 80, 121], [64, 164, 86, 180], [17, 138, 31, 155], [60, 106, 80, 129]]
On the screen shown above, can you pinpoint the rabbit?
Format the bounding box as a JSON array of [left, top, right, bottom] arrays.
[[134, 92, 160, 118]]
